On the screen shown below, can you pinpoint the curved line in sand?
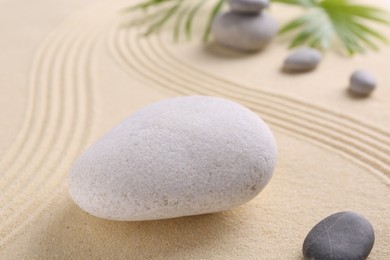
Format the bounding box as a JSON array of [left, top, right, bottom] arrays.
[[0, 20, 76, 201], [147, 33, 390, 168], [0, 5, 104, 244], [154, 36, 390, 155], [157, 35, 390, 145], [108, 27, 389, 182], [1, 0, 389, 247]]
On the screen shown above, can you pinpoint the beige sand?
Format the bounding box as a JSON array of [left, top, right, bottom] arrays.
[[0, 0, 389, 258]]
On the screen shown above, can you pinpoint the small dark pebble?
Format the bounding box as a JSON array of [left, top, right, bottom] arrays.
[[303, 211, 375, 260]]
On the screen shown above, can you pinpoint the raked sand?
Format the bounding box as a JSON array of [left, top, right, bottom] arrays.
[[0, 0, 389, 258]]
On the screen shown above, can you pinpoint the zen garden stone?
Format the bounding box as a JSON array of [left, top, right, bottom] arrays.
[[68, 96, 277, 221], [229, 0, 269, 13], [303, 211, 375, 260], [283, 48, 322, 72], [349, 70, 377, 96], [212, 0, 277, 51]]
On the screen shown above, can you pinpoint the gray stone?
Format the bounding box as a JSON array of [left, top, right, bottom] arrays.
[[68, 96, 277, 221], [211, 11, 278, 52], [283, 48, 322, 72], [303, 211, 375, 260], [349, 70, 377, 96], [229, 0, 269, 13]]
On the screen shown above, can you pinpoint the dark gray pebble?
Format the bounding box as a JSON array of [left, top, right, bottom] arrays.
[[303, 211, 375, 260]]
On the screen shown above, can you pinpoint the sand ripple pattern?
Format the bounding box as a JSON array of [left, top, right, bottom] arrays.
[[109, 26, 390, 184], [0, 2, 118, 247], [0, 0, 389, 248]]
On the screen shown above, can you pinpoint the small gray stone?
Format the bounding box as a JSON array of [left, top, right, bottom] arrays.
[[303, 211, 375, 260], [212, 11, 278, 52], [229, 0, 269, 13], [283, 48, 322, 72], [68, 96, 277, 221], [349, 70, 377, 96]]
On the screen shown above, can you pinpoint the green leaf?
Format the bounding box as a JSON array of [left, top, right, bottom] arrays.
[[122, 0, 175, 12], [272, 0, 316, 7], [123, 5, 170, 27], [279, 0, 389, 54], [289, 30, 312, 48], [122, 0, 390, 55], [330, 12, 380, 52], [185, 0, 207, 40], [174, 5, 190, 41], [202, 0, 226, 42], [279, 16, 307, 35], [320, 1, 390, 24], [355, 22, 389, 44], [144, 3, 181, 36]]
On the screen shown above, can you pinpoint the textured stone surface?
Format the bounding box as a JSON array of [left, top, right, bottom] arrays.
[[211, 11, 278, 52], [303, 211, 375, 260], [283, 48, 322, 72], [68, 96, 277, 221], [349, 70, 377, 96], [229, 0, 269, 13]]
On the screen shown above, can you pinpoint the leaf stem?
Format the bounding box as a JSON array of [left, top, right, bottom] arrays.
[[202, 0, 226, 42]]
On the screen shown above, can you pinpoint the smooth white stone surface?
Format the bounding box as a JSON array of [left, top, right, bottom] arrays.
[[212, 11, 278, 52], [68, 96, 277, 221]]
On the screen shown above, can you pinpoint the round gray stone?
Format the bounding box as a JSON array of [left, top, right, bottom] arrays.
[[349, 70, 377, 96], [68, 96, 277, 221], [212, 12, 278, 51], [283, 48, 322, 72], [211, 11, 278, 52], [303, 211, 375, 260], [229, 0, 269, 13]]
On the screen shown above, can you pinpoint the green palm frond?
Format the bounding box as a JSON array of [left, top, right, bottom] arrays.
[[123, 0, 226, 41], [122, 0, 390, 55], [185, 0, 207, 40], [202, 0, 226, 42], [271, 0, 316, 6], [279, 0, 390, 55]]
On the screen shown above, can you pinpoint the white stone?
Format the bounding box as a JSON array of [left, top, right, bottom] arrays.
[[212, 11, 278, 52], [229, 0, 269, 13], [349, 70, 377, 96], [283, 48, 322, 71], [68, 96, 277, 221]]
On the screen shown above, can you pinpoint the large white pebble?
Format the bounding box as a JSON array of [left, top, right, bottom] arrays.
[[212, 11, 278, 52], [68, 96, 277, 221]]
